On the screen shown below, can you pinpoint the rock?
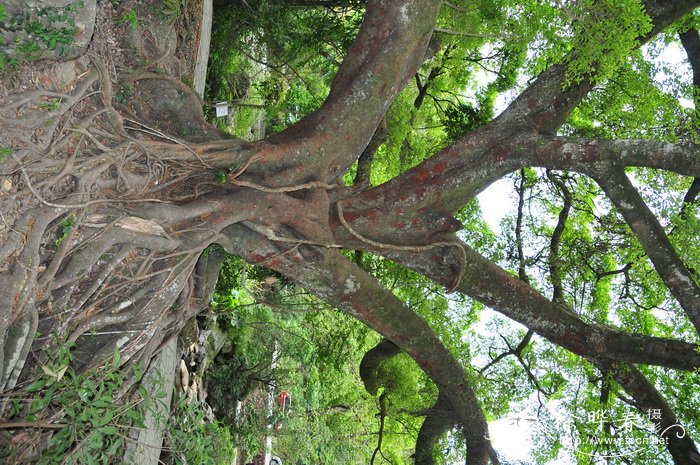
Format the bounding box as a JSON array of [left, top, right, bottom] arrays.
[[176, 359, 189, 393], [1, 0, 97, 62]]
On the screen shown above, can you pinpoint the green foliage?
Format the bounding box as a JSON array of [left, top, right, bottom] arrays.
[[206, 2, 362, 136], [0, 2, 83, 68], [3, 346, 152, 465], [564, 0, 652, 85], [214, 170, 228, 183], [161, 0, 185, 24], [200, 2, 700, 464], [115, 84, 132, 105], [55, 215, 75, 245], [565, 48, 687, 142], [0, 146, 11, 162], [442, 100, 494, 141], [165, 396, 236, 465], [121, 8, 139, 30]]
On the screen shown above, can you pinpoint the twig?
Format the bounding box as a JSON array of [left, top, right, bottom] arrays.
[[65, 128, 110, 152], [434, 27, 495, 39], [0, 421, 67, 429], [123, 117, 210, 167], [11, 151, 169, 208]]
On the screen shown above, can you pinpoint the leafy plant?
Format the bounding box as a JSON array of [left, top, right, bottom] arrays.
[[39, 97, 63, 111], [214, 170, 228, 183], [55, 215, 75, 245], [164, 396, 236, 465], [121, 8, 139, 30], [5, 346, 152, 465], [0, 2, 82, 69], [161, 0, 185, 25], [116, 84, 132, 104]]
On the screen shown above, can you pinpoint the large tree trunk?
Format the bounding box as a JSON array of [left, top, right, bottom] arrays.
[[2, 0, 700, 463]]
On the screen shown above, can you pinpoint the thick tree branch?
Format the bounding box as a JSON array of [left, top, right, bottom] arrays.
[[221, 225, 496, 465], [593, 359, 700, 464], [359, 338, 402, 396], [241, 0, 442, 188], [593, 167, 700, 334], [683, 178, 700, 205], [678, 27, 700, 218], [363, 241, 700, 371], [546, 171, 572, 304], [340, 0, 700, 225], [353, 119, 388, 187], [351, 240, 700, 463], [414, 394, 459, 465], [527, 136, 700, 179], [515, 169, 531, 283]]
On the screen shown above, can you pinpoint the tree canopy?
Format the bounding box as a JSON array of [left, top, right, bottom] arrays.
[[1, 0, 700, 464]]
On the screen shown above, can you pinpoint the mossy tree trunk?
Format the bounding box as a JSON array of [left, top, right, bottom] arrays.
[[1, 0, 700, 463]]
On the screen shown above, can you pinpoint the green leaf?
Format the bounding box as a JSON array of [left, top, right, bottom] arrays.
[[87, 431, 104, 450], [30, 387, 56, 413], [26, 379, 47, 392], [106, 437, 124, 456], [99, 425, 117, 435], [112, 348, 122, 369], [93, 410, 113, 427]]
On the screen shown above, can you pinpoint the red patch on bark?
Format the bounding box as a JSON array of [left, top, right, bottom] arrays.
[[411, 218, 420, 225], [415, 169, 431, 182], [433, 160, 448, 173], [341, 210, 361, 222], [366, 210, 378, 220], [393, 221, 406, 229], [268, 258, 282, 268], [394, 208, 403, 215], [201, 212, 225, 223]]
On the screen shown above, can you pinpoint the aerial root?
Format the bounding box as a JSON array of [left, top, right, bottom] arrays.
[[336, 201, 466, 291]]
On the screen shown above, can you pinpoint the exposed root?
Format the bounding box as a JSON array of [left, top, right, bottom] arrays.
[[229, 178, 338, 193], [123, 117, 211, 167]]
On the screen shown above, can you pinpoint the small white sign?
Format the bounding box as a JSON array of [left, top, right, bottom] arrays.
[[215, 101, 229, 117]]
